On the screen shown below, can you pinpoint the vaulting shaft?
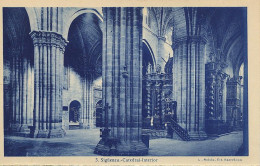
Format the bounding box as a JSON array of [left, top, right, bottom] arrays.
[[95, 7, 148, 156], [173, 36, 207, 139]]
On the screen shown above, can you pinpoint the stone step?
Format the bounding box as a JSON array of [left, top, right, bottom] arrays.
[[69, 125, 80, 130], [189, 132, 208, 141], [11, 132, 31, 137]]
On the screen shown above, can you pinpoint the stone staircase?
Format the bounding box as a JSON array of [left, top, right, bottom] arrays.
[[168, 118, 190, 141], [189, 131, 208, 140], [69, 125, 80, 130]]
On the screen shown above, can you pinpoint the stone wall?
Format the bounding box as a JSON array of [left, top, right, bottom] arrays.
[[62, 67, 97, 129]]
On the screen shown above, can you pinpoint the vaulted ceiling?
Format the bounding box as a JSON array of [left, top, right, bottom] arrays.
[[149, 7, 186, 39], [64, 13, 102, 78], [205, 7, 246, 76], [3, 7, 34, 61], [3, 7, 246, 79], [149, 7, 246, 77]]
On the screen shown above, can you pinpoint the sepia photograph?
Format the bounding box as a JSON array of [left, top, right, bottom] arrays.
[[1, 0, 260, 165]]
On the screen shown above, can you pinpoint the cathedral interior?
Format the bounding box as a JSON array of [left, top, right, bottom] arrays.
[[3, 7, 248, 156]]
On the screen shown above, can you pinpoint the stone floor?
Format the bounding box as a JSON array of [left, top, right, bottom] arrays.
[[149, 131, 243, 156], [4, 129, 243, 156]]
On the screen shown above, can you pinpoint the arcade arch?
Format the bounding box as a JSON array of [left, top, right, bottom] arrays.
[[3, 7, 34, 133], [63, 12, 102, 129], [2, 8, 247, 156], [63, 8, 103, 40]]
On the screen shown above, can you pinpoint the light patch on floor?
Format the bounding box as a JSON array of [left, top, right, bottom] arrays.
[[4, 129, 243, 156]]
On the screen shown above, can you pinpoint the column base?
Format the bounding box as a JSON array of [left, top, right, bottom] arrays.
[[94, 137, 148, 156], [31, 128, 66, 138], [188, 131, 208, 140], [9, 124, 31, 137], [80, 123, 90, 129], [80, 122, 96, 129], [10, 124, 22, 132], [20, 124, 31, 132], [117, 141, 148, 156]]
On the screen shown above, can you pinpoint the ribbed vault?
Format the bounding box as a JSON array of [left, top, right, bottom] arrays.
[[64, 13, 102, 78], [206, 7, 246, 76], [3, 7, 33, 61]]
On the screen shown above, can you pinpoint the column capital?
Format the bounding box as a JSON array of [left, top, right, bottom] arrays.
[[158, 36, 166, 42], [30, 31, 68, 52]]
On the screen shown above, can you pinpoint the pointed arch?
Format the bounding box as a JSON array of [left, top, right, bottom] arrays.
[[63, 8, 103, 40], [25, 7, 40, 31], [142, 39, 156, 66]]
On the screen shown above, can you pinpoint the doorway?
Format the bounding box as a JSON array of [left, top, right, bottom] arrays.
[[69, 100, 81, 128], [95, 100, 102, 127]]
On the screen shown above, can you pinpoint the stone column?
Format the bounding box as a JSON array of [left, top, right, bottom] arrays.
[[240, 83, 243, 121], [172, 36, 207, 139], [3, 52, 12, 132], [87, 74, 95, 128], [95, 7, 148, 156], [20, 58, 29, 132], [158, 36, 166, 69], [86, 78, 90, 128], [9, 48, 33, 135], [30, 31, 67, 138], [81, 76, 87, 128], [81, 73, 95, 129], [220, 72, 229, 122], [90, 81, 94, 128], [10, 49, 22, 132], [27, 63, 34, 126]]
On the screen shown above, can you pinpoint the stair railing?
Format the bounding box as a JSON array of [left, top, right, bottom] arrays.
[[169, 117, 190, 141]]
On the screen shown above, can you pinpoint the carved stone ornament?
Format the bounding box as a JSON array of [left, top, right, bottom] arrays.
[[30, 31, 68, 52]]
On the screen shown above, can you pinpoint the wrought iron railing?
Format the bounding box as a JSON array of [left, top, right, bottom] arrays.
[[169, 117, 190, 141]]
